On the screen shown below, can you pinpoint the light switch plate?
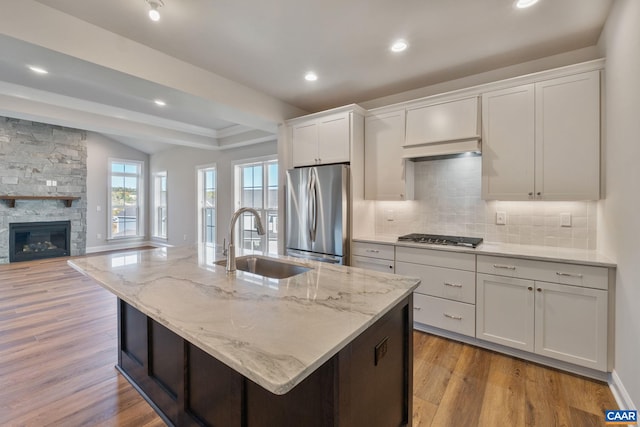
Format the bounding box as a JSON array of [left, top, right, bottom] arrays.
[[560, 213, 572, 227], [496, 211, 507, 225]]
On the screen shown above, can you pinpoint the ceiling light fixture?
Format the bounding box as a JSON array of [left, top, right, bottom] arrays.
[[28, 65, 49, 75], [515, 0, 539, 9], [390, 40, 408, 53], [146, 0, 164, 21], [154, 99, 166, 106], [304, 72, 318, 82]]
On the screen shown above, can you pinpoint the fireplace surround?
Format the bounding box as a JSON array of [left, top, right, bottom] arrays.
[[9, 221, 71, 263]]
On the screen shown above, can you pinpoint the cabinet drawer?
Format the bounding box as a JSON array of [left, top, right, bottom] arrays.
[[477, 255, 608, 290], [396, 246, 475, 271], [352, 255, 394, 273], [413, 294, 475, 337], [352, 242, 395, 260], [397, 262, 475, 304]]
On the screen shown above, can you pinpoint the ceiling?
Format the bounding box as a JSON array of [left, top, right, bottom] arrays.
[[0, 0, 613, 153]]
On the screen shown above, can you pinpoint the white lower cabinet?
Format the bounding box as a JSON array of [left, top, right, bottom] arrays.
[[476, 255, 608, 371], [396, 247, 476, 338], [351, 242, 394, 273]]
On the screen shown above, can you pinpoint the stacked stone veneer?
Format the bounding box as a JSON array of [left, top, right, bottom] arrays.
[[0, 117, 87, 263]]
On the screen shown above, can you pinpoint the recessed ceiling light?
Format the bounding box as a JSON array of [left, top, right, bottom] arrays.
[[304, 72, 318, 82], [515, 0, 539, 9], [146, 0, 164, 21], [390, 40, 408, 53], [154, 99, 166, 106], [28, 65, 48, 75]]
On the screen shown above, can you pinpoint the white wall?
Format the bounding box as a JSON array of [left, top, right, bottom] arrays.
[[86, 133, 149, 250], [150, 141, 277, 247], [598, 0, 640, 410]]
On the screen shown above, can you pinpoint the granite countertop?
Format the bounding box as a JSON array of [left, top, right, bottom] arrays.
[[354, 235, 616, 268], [68, 245, 420, 395]]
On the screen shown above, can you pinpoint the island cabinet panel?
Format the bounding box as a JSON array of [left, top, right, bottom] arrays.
[[117, 297, 413, 427], [186, 344, 242, 426]]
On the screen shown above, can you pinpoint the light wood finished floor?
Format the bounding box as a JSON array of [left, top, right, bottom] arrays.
[[0, 256, 618, 426]]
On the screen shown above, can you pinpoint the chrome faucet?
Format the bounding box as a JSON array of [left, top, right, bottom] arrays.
[[226, 207, 266, 273]]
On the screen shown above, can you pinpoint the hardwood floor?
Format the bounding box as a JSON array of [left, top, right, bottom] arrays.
[[0, 256, 618, 426]]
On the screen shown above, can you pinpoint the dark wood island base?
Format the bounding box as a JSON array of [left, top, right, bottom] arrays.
[[117, 296, 413, 427]]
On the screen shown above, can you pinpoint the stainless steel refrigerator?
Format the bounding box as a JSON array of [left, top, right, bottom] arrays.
[[286, 164, 349, 264]]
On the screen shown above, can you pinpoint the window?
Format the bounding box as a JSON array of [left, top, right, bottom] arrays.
[[234, 158, 278, 255], [198, 166, 216, 245], [153, 172, 167, 239], [109, 159, 143, 239]]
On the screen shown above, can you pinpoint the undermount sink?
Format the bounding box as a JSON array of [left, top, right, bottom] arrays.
[[216, 255, 311, 279]]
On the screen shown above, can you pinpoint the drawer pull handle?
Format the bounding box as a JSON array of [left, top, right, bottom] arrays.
[[443, 313, 463, 320], [444, 282, 463, 288], [414, 307, 422, 311], [366, 249, 380, 253], [556, 272, 583, 278], [493, 264, 516, 270], [528, 286, 533, 291]]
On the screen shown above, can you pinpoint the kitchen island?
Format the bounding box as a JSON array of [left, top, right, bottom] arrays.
[[68, 245, 420, 427]]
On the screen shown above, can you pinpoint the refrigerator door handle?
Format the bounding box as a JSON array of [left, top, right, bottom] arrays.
[[308, 169, 318, 242]]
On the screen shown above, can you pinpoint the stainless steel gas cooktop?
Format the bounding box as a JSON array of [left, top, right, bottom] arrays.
[[397, 233, 483, 248]]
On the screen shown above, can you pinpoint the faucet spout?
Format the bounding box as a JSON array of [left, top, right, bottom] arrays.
[[226, 207, 266, 273]]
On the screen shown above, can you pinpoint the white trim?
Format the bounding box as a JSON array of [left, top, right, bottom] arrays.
[[367, 59, 605, 117], [609, 370, 637, 410]]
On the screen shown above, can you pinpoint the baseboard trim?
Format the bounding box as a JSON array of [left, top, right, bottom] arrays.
[[609, 369, 637, 410]]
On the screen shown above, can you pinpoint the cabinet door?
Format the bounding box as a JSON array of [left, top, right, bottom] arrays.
[[292, 121, 318, 167], [317, 113, 350, 165], [534, 281, 607, 370], [405, 97, 479, 146], [365, 111, 414, 200], [481, 84, 535, 200], [476, 273, 534, 351], [535, 71, 600, 200]]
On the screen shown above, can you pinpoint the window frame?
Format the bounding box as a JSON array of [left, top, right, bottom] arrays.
[[152, 171, 168, 240], [107, 158, 145, 240], [197, 163, 217, 246], [232, 156, 278, 255]]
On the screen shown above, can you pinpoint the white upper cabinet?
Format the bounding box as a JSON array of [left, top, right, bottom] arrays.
[[364, 110, 414, 201], [481, 85, 536, 200], [534, 72, 601, 200], [291, 112, 351, 167], [482, 70, 601, 200]]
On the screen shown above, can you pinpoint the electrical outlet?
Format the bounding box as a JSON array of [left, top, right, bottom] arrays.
[[560, 213, 572, 227], [96, 205, 101, 212], [385, 209, 395, 222], [97, 233, 102, 239], [183, 234, 187, 241], [496, 211, 507, 225]]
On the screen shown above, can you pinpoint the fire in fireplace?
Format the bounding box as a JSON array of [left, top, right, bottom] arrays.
[[9, 221, 71, 262]]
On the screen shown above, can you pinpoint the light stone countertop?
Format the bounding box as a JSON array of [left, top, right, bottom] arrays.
[[354, 235, 616, 268], [68, 245, 420, 395]]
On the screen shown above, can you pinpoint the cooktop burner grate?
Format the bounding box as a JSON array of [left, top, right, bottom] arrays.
[[397, 233, 483, 248]]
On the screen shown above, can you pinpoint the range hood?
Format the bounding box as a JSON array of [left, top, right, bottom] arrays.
[[401, 137, 481, 161], [402, 96, 481, 160]]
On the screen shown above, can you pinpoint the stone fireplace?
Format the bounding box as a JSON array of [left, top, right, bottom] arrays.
[[0, 117, 87, 263]]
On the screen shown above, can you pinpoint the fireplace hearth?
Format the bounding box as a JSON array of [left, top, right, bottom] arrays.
[[9, 221, 71, 263]]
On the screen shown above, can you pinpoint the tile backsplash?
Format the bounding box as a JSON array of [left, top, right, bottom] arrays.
[[373, 156, 597, 250]]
